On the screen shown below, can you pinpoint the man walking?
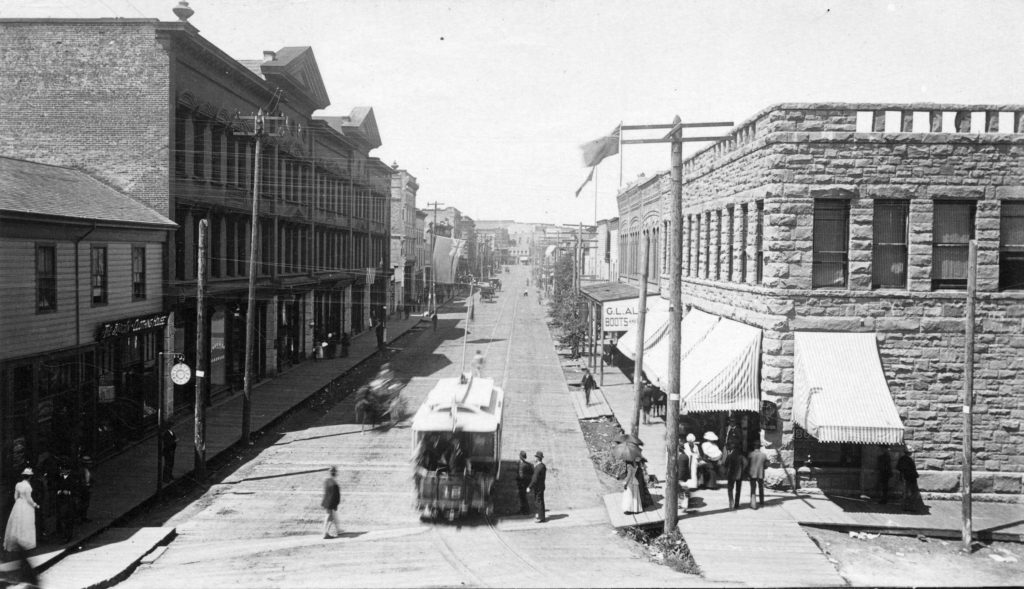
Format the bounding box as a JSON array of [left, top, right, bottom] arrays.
[[747, 444, 767, 509], [516, 451, 534, 515], [472, 350, 486, 377], [580, 368, 597, 406], [526, 451, 547, 522], [322, 466, 342, 539], [161, 425, 177, 482]]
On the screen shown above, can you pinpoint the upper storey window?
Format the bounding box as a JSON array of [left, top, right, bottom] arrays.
[[872, 200, 909, 289], [932, 200, 976, 290], [812, 200, 850, 288], [1000, 202, 1024, 290]]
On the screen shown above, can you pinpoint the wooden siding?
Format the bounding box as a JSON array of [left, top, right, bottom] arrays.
[[0, 237, 166, 361]]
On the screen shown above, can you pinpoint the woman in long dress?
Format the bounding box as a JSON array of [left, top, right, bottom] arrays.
[[4, 468, 40, 552], [621, 462, 643, 514]]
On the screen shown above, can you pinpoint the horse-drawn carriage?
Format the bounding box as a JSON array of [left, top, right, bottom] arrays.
[[411, 374, 505, 521], [480, 284, 496, 302], [354, 364, 404, 432]]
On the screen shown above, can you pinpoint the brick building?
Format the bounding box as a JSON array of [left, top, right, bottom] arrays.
[[618, 103, 1024, 495], [0, 16, 392, 408], [0, 157, 176, 508]]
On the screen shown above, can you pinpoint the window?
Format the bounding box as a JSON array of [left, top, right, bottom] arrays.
[[193, 120, 205, 178], [755, 201, 764, 283], [812, 200, 850, 288], [91, 246, 107, 305], [715, 210, 722, 280], [999, 202, 1024, 290], [740, 204, 748, 282], [704, 211, 712, 279], [932, 200, 976, 290], [132, 246, 146, 300], [36, 245, 56, 312], [695, 214, 701, 278], [726, 206, 735, 282], [685, 215, 692, 276], [872, 200, 909, 289]]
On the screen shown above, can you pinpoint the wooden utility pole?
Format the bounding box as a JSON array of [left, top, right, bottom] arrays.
[[631, 234, 650, 437], [194, 219, 208, 480], [963, 239, 977, 550], [613, 119, 733, 533]]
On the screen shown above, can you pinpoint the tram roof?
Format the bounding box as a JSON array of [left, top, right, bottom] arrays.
[[411, 375, 504, 433]]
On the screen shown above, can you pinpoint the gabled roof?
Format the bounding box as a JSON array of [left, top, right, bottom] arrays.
[[316, 107, 382, 151], [0, 157, 176, 228], [258, 47, 330, 111]]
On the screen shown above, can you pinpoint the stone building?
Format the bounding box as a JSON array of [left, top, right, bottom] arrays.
[[0, 156, 176, 509], [618, 103, 1024, 495], [0, 14, 392, 409]]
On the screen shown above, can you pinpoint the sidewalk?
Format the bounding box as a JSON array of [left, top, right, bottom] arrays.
[[2, 312, 427, 574], [580, 348, 1024, 585]]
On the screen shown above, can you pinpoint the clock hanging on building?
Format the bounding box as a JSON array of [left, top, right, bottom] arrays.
[[170, 361, 192, 386]]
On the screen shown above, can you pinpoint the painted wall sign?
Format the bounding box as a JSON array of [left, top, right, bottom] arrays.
[[96, 312, 169, 341], [601, 298, 654, 332]]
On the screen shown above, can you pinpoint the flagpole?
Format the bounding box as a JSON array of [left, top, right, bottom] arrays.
[[618, 121, 623, 188], [593, 162, 599, 224]]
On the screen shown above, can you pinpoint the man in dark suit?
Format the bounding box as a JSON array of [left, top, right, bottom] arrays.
[[580, 368, 597, 406], [54, 463, 78, 542], [526, 451, 547, 522], [515, 451, 534, 515], [321, 466, 341, 539]]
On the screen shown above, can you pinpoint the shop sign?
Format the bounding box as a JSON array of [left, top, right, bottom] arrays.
[[210, 310, 226, 386], [98, 385, 116, 403], [601, 298, 650, 332], [96, 312, 169, 341], [36, 399, 53, 423]]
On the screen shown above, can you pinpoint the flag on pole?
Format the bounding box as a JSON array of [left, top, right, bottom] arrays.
[[574, 167, 594, 198], [580, 125, 620, 167]]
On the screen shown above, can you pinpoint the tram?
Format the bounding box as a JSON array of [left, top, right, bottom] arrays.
[[411, 374, 505, 520]]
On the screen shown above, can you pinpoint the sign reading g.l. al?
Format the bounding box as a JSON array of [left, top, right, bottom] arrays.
[[602, 298, 649, 332]]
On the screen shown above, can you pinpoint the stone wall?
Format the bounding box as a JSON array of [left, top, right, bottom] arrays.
[[648, 103, 1024, 492]]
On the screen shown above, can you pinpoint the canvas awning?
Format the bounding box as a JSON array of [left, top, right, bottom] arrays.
[[615, 298, 671, 359], [641, 309, 761, 413], [794, 332, 904, 444]]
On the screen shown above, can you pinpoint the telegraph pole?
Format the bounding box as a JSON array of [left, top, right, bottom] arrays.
[[631, 234, 650, 438], [963, 239, 977, 550], [195, 219, 208, 479], [614, 117, 732, 533], [238, 108, 282, 445]]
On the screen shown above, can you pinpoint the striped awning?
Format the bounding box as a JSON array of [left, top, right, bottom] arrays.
[[679, 317, 762, 413], [642, 308, 719, 389], [794, 332, 905, 444], [615, 298, 672, 360]]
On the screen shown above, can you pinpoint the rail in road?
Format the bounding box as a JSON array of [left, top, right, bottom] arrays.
[[119, 266, 706, 588]]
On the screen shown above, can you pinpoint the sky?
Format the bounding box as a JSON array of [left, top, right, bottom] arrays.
[[3, 0, 1022, 224]]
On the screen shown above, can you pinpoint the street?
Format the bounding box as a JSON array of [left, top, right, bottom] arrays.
[[118, 266, 704, 588]]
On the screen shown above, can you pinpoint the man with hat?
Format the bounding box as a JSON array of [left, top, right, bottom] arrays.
[[526, 451, 547, 522], [580, 368, 597, 406], [896, 445, 920, 512], [53, 461, 79, 542], [78, 456, 95, 523], [516, 450, 534, 515]]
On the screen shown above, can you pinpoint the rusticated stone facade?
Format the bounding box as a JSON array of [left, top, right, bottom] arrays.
[[625, 103, 1024, 494]]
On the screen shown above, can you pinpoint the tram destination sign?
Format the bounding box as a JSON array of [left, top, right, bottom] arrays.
[[96, 312, 170, 341]]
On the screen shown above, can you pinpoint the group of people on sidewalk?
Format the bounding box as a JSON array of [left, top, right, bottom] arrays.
[[676, 414, 768, 510], [515, 451, 548, 522], [3, 454, 95, 555]]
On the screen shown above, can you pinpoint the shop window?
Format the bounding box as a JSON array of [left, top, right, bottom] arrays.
[[91, 245, 108, 305], [999, 202, 1024, 290], [132, 246, 146, 300], [36, 244, 57, 312], [932, 200, 976, 290], [872, 200, 909, 289], [812, 199, 850, 288]]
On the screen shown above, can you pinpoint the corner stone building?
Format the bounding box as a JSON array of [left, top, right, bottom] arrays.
[[633, 103, 1024, 495]]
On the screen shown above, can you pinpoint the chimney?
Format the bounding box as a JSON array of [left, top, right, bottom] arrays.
[[263, 50, 276, 62]]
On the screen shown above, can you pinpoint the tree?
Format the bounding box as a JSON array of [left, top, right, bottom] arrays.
[[547, 249, 588, 358]]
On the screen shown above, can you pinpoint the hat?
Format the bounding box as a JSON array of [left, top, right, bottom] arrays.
[[519, 450, 527, 459], [686, 433, 696, 443], [904, 445, 915, 453], [535, 451, 544, 459], [703, 431, 719, 442], [21, 467, 33, 476], [81, 456, 94, 465]]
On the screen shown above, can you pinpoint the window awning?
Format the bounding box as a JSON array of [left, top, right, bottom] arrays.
[[642, 308, 719, 390], [794, 332, 905, 444], [678, 317, 762, 413], [615, 298, 671, 359]]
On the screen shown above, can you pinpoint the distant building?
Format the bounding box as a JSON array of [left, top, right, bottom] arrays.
[[391, 167, 420, 313], [0, 157, 176, 508]]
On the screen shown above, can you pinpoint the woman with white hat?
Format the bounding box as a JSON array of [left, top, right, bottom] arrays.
[[700, 432, 722, 490], [3, 467, 40, 552]]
